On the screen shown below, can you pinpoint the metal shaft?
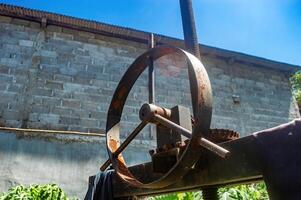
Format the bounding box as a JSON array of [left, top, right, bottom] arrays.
[[179, 0, 201, 59], [202, 188, 219, 200], [154, 114, 191, 138], [100, 121, 147, 171], [153, 114, 229, 158], [148, 33, 155, 104]]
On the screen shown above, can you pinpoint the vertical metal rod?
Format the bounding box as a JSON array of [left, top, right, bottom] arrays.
[[179, 1, 218, 198], [148, 33, 155, 104], [202, 188, 219, 200], [179, 0, 201, 59]]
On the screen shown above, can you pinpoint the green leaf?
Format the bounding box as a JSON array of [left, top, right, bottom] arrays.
[[0, 184, 74, 200]]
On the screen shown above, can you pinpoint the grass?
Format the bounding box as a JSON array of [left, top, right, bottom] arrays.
[[149, 182, 268, 200]]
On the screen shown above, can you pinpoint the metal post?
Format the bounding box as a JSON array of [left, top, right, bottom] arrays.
[[179, 0, 201, 59], [179, 0, 218, 199], [148, 33, 155, 104], [202, 188, 219, 200]]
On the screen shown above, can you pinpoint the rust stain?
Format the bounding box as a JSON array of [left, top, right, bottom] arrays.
[[112, 100, 121, 110], [118, 86, 127, 98], [108, 138, 119, 153]]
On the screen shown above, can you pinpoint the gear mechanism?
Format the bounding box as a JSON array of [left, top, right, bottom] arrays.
[[207, 129, 240, 143]]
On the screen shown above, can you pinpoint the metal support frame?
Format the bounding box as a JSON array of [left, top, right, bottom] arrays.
[[112, 119, 301, 200]]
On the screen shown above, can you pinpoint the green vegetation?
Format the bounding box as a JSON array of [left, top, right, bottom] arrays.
[[0, 184, 78, 200], [149, 191, 202, 200], [219, 182, 268, 200], [291, 71, 301, 105], [0, 182, 268, 200], [150, 182, 268, 200]]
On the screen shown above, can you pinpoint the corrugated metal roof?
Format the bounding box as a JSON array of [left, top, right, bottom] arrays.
[[0, 3, 180, 45]]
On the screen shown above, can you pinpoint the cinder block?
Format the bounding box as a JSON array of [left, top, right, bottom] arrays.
[[7, 84, 23, 93], [72, 76, 91, 85], [40, 50, 57, 58], [39, 113, 60, 124], [0, 74, 13, 82], [62, 27, 79, 35], [68, 125, 88, 132], [19, 40, 34, 47], [0, 58, 19, 67], [45, 80, 63, 90], [88, 127, 104, 134], [83, 86, 100, 94], [48, 123, 69, 131], [31, 88, 53, 97], [51, 106, 72, 116], [63, 83, 83, 92], [11, 18, 30, 26], [1, 119, 22, 127], [0, 83, 8, 91], [71, 109, 90, 118], [73, 35, 89, 43], [42, 97, 62, 107], [80, 102, 99, 111], [80, 118, 99, 128], [59, 116, 80, 125], [52, 90, 72, 98], [2, 110, 23, 120], [28, 113, 39, 122], [54, 74, 72, 82], [31, 105, 50, 113], [47, 25, 62, 33], [0, 16, 12, 23], [54, 32, 73, 40], [90, 111, 106, 119], [40, 57, 55, 65], [62, 99, 81, 109], [78, 31, 95, 39], [59, 67, 78, 76], [29, 21, 40, 29]]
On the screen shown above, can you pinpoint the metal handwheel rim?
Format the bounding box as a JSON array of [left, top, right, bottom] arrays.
[[105, 45, 212, 189]]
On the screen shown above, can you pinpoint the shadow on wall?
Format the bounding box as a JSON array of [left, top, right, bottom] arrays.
[[0, 131, 151, 164]]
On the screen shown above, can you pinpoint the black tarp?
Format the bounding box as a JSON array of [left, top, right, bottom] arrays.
[[84, 170, 114, 200]]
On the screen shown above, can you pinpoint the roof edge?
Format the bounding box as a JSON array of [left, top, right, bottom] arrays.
[[0, 3, 300, 73]]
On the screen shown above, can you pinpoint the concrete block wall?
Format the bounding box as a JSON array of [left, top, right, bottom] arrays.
[[0, 15, 299, 139], [205, 56, 300, 134], [0, 130, 151, 199]]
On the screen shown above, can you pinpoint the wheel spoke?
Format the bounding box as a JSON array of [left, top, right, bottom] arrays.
[[114, 120, 147, 156], [100, 120, 147, 171]]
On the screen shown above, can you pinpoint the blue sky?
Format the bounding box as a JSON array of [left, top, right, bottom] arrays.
[[1, 0, 300, 66]]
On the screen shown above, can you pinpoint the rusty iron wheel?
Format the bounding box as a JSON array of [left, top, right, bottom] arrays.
[[105, 45, 212, 188]]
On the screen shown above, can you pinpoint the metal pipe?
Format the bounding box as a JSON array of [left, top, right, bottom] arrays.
[[179, 0, 201, 59], [148, 33, 155, 103], [139, 103, 172, 122], [154, 114, 191, 139], [180, 1, 219, 199], [153, 114, 230, 158]]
